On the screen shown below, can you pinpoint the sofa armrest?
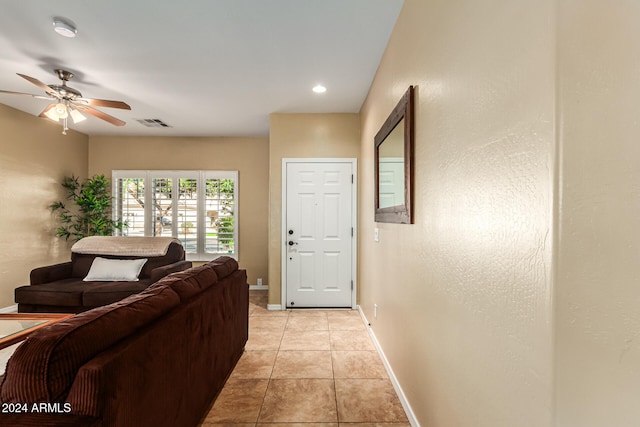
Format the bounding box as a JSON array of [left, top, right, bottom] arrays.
[[150, 260, 192, 282], [30, 262, 73, 285]]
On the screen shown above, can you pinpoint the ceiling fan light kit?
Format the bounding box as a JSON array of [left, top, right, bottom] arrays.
[[52, 103, 68, 119], [69, 108, 87, 123], [43, 102, 87, 135], [0, 68, 130, 134]]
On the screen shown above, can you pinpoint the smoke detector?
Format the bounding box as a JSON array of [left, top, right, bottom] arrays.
[[53, 18, 77, 38]]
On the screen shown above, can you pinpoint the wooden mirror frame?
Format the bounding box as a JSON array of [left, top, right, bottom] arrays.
[[374, 85, 414, 224]]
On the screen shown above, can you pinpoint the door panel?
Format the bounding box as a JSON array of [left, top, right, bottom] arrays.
[[285, 162, 353, 308], [378, 157, 404, 208]]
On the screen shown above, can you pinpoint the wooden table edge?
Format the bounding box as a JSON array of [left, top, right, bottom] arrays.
[[0, 313, 73, 349]]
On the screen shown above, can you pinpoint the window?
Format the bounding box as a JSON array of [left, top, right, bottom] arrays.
[[113, 170, 238, 261]]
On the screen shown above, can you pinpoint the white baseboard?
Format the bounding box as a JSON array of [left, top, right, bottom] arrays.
[[267, 304, 283, 311], [249, 285, 269, 291], [0, 304, 18, 314], [357, 305, 420, 427]]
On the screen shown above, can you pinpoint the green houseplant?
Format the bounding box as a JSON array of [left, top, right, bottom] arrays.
[[50, 174, 126, 241]]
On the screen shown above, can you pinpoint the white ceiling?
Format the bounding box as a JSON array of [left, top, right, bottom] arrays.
[[0, 0, 403, 137]]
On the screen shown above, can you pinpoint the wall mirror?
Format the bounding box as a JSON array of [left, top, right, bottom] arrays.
[[374, 85, 414, 224]]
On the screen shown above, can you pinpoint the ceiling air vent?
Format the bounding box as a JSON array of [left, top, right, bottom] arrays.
[[135, 118, 172, 128]]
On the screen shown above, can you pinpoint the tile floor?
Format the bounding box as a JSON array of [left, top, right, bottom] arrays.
[[199, 290, 410, 426]]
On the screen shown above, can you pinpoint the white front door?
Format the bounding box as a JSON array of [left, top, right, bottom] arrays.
[[378, 157, 405, 208], [283, 160, 355, 308]]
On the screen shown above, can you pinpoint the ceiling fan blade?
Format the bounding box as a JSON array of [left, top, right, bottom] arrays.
[[0, 89, 52, 100], [75, 104, 126, 126], [17, 73, 59, 97], [77, 98, 131, 110]]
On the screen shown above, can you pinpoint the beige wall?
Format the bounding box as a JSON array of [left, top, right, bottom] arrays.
[[0, 104, 88, 308], [268, 113, 360, 305], [3, 2, 638, 423], [88, 136, 269, 286], [359, 1, 555, 425], [555, 1, 640, 425]]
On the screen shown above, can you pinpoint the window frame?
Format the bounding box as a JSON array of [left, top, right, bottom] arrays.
[[112, 170, 239, 261]]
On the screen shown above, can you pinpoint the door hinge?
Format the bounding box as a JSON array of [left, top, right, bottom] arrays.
[[351, 227, 353, 237], [351, 280, 354, 290], [351, 174, 354, 183]]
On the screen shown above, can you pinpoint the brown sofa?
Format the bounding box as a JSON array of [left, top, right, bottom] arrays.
[[0, 256, 249, 427], [15, 237, 192, 313]]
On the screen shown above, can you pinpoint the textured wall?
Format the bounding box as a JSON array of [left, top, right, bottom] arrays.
[[268, 113, 360, 306], [0, 103, 88, 308], [555, 1, 640, 425], [88, 136, 269, 286], [359, 0, 555, 425]]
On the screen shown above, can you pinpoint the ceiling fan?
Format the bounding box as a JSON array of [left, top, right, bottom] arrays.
[[0, 69, 131, 134]]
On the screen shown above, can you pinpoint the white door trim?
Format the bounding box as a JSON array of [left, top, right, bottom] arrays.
[[281, 158, 358, 309]]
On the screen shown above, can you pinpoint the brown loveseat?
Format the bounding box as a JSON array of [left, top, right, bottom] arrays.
[[0, 256, 249, 427], [15, 236, 192, 313]]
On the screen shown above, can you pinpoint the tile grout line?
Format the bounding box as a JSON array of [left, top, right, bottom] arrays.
[[256, 308, 289, 423], [330, 327, 342, 424], [209, 297, 410, 425]]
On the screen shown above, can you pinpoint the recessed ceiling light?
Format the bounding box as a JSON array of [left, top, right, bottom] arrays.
[[312, 84, 327, 94], [53, 18, 77, 38]]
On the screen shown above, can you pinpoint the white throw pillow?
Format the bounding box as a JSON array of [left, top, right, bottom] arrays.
[[83, 257, 148, 282]]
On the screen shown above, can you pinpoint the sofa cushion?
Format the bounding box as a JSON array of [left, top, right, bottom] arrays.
[[15, 279, 153, 308], [208, 256, 238, 279], [81, 280, 153, 307], [153, 264, 218, 301], [15, 279, 88, 307], [1, 284, 180, 404], [71, 241, 185, 279], [138, 242, 185, 277]]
